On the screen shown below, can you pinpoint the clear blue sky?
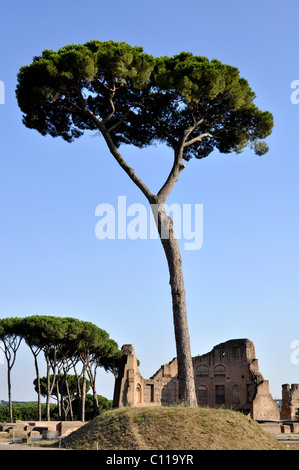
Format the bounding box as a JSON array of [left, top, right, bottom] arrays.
[[0, 0, 298, 402]]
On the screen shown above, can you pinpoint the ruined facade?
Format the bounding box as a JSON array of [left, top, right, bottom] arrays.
[[113, 339, 280, 421], [281, 384, 299, 420]]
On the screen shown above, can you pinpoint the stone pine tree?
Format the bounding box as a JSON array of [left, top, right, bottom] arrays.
[[16, 41, 273, 406], [0, 318, 23, 420]]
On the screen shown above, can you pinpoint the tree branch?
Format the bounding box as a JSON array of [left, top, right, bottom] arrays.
[[107, 109, 131, 132], [102, 129, 156, 202], [76, 103, 209, 205], [84, 108, 156, 203], [157, 144, 185, 203], [102, 81, 116, 124], [184, 132, 213, 147], [156, 118, 207, 202]]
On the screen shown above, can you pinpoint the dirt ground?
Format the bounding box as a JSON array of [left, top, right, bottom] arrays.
[[0, 437, 65, 450]]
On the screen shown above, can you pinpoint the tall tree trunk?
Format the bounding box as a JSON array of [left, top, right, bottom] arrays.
[[33, 353, 42, 421], [73, 364, 83, 420], [93, 387, 99, 416], [87, 364, 100, 416], [57, 380, 62, 420], [64, 373, 74, 421], [46, 358, 51, 421], [97, 123, 197, 406], [152, 203, 197, 406], [81, 368, 86, 423], [7, 366, 12, 421]]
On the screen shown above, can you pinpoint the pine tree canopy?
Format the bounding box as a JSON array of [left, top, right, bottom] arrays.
[[16, 40, 273, 160]]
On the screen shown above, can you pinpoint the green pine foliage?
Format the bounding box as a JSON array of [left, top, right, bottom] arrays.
[[16, 40, 273, 159]]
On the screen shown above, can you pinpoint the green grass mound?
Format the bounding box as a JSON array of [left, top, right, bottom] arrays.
[[60, 406, 285, 450]]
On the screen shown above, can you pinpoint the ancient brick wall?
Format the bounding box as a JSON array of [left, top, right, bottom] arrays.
[[0, 420, 84, 438], [113, 339, 280, 421], [192, 339, 260, 414], [251, 380, 280, 421], [281, 384, 299, 419]]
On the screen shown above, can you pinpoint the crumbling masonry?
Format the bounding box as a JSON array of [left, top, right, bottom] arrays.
[[113, 339, 280, 421], [281, 384, 299, 420]]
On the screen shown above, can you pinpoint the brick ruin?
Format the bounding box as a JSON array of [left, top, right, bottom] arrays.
[[0, 420, 83, 440], [113, 338, 280, 421], [281, 384, 299, 420]]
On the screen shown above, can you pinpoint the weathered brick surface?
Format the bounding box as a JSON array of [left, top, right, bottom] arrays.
[[0, 420, 84, 437], [258, 422, 281, 434], [281, 384, 299, 420], [113, 339, 280, 422]]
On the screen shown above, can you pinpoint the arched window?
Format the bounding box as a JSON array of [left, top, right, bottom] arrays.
[[215, 385, 225, 404], [214, 365, 226, 377], [196, 365, 209, 376], [198, 385, 208, 406], [136, 383, 142, 403]]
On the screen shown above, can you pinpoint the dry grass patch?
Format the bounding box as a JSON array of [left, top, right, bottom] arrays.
[[60, 406, 287, 451]]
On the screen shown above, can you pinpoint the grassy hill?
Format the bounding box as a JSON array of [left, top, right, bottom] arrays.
[[60, 406, 286, 450]]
